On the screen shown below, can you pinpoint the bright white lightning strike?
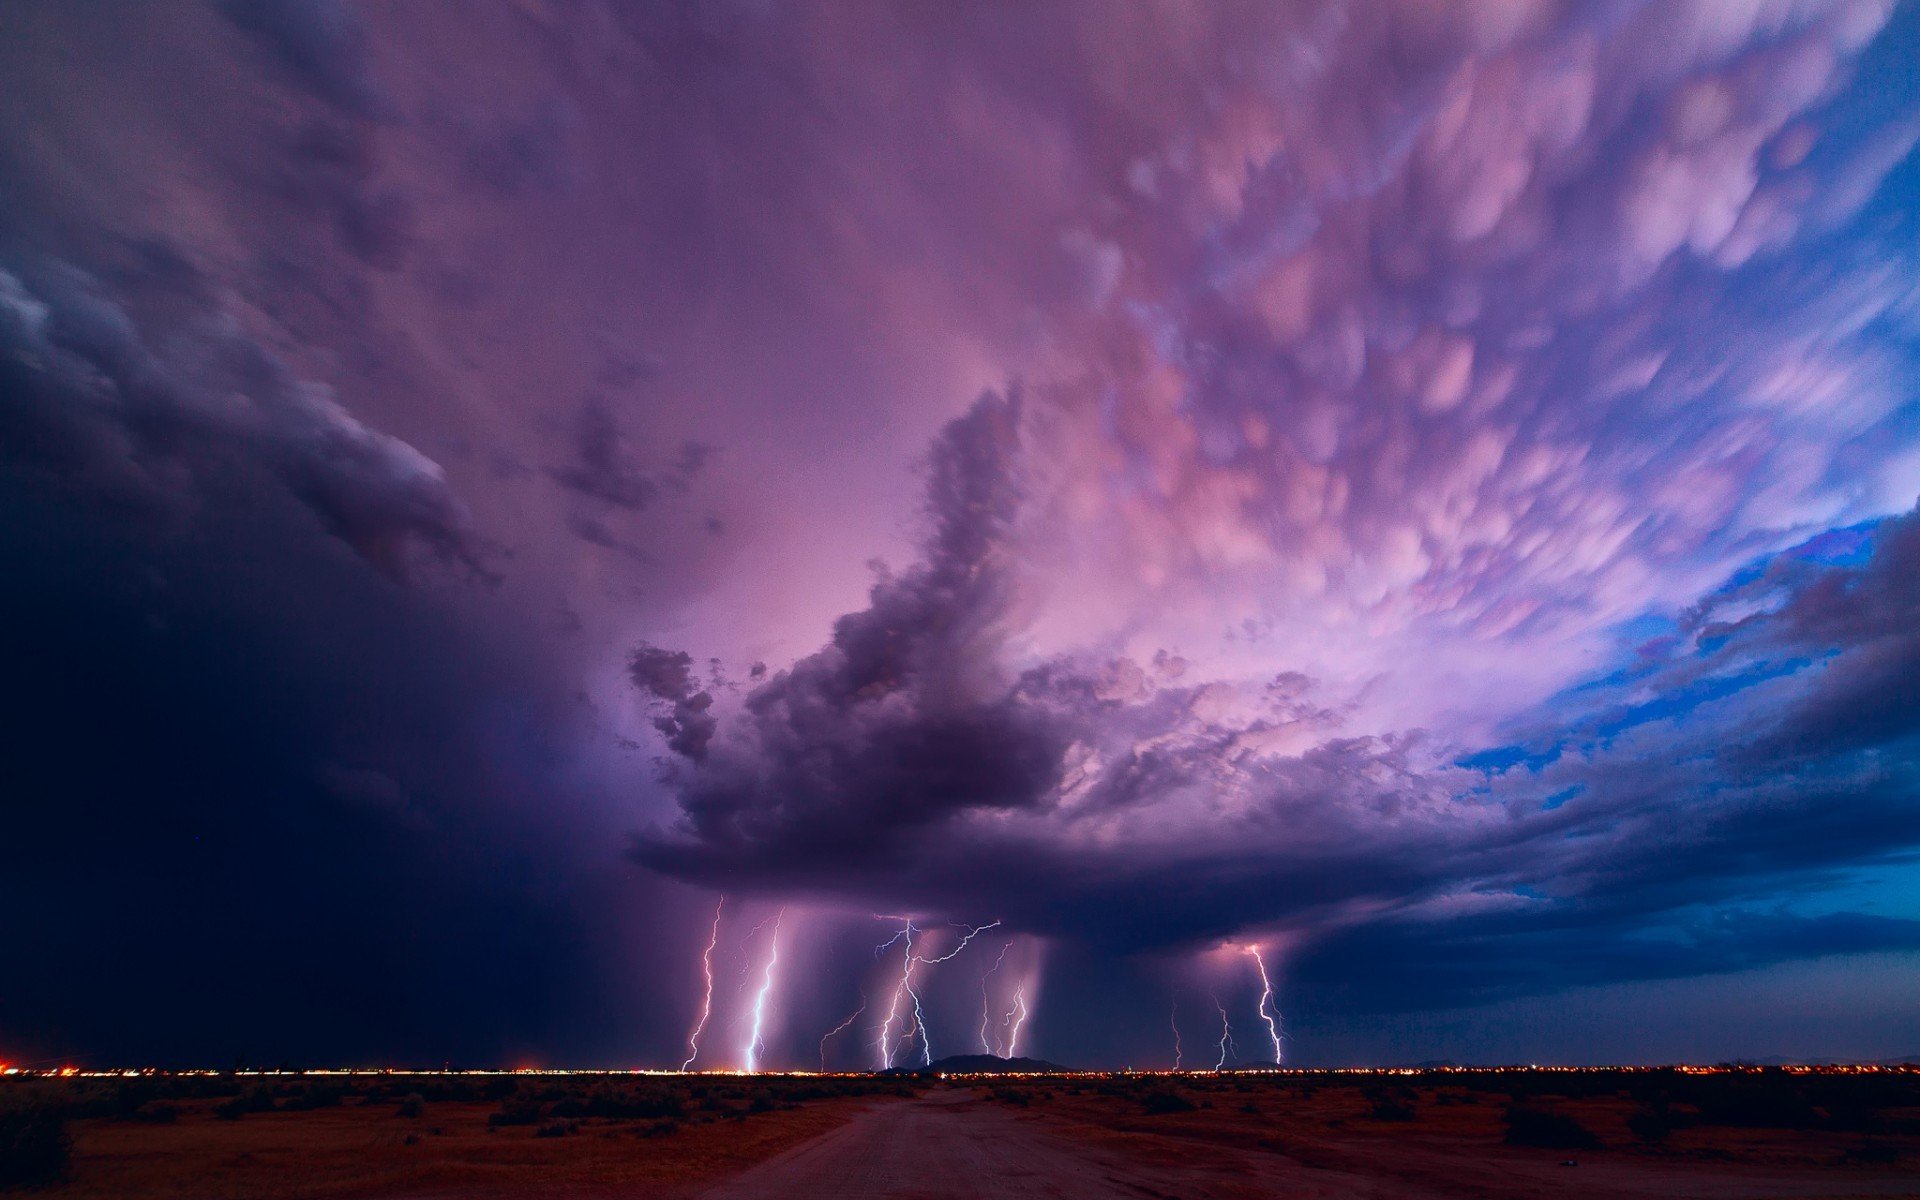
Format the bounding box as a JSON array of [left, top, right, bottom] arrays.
[[978, 941, 1013, 1054], [873, 918, 918, 1070], [680, 898, 724, 1072], [742, 908, 784, 1074], [1247, 945, 1283, 1065], [873, 915, 999, 1068], [1003, 986, 1029, 1058], [1212, 992, 1235, 1072]]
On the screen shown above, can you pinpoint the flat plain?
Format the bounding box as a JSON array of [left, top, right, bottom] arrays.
[[4, 1068, 1918, 1198]]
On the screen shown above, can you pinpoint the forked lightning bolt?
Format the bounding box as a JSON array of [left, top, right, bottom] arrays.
[[873, 918, 918, 1070], [1247, 945, 1283, 1065], [742, 908, 784, 1074], [1003, 986, 1029, 1058], [978, 941, 1013, 1054], [680, 897, 724, 1072], [819, 997, 866, 1072], [1170, 994, 1183, 1071], [872, 915, 999, 1067], [1212, 992, 1235, 1071]]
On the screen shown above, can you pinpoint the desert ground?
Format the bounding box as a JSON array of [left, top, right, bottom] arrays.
[[4, 1068, 1918, 1198]]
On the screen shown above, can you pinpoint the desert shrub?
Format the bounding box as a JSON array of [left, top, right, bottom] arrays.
[[644, 1119, 680, 1138], [281, 1086, 343, 1112], [1139, 1089, 1197, 1115], [1503, 1106, 1600, 1149], [1844, 1139, 1901, 1165], [535, 1120, 576, 1138], [1367, 1099, 1416, 1122], [136, 1103, 180, 1125], [213, 1088, 277, 1121], [1627, 1099, 1681, 1143], [746, 1094, 777, 1115], [1693, 1082, 1818, 1130], [988, 1088, 1029, 1107], [0, 1108, 71, 1188], [488, 1097, 544, 1128], [396, 1094, 427, 1119], [102, 1082, 159, 1121], [481, 1077, 519, 1101]]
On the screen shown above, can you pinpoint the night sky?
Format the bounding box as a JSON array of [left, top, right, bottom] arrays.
[[2, 0, 1918, 1072]]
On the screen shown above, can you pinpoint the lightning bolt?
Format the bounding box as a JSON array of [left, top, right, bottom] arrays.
[[979, 941, 1013, 1054], [1212, 992, 1235, 1072], [912, 920, 1002, 964], [908, 967, 931, 1066], [1170, 994, 1183, 1071], [871, 915, 999, 1067], [819, 997, 866, 1072], [734, 912, 780, 997], [1247, 945, 1283, 1065], [1003, 986, 1029, 1058], [873, 917, 917, 1070], [680, 897, 723, 1072], [742, 908, 784, 1074]]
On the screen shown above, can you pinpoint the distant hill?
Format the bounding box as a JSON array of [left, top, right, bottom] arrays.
[[891, 1053, 1073, 1075]]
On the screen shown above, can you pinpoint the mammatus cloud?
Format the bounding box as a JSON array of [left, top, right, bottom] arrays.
[[633, 0, 1920, 1011], [2, 0, 1915, 1066]]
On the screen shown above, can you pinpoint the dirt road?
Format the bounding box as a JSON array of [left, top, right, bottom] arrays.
[[694, 1087, 1264, 1199], [697, 1087, 1920, 1200]]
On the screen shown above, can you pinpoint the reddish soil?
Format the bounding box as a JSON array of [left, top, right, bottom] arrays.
[[19, 1073, 1920, 1199], [44, 1093, 882, 1199]]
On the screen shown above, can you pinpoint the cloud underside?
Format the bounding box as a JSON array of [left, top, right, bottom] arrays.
[[637, 401, 1920, 1010], [631, 0, 1920, 1009]]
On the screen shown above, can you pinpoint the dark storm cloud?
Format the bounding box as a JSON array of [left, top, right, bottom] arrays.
[[0, 454, 639, 1066], [217, 0, 385, 118], [5, 0, 1917, 1070], [629, 644, 718, 762], [635, 393, 1073, 872], [549, 400, 660, 510], [639, 410, 1920, 1008], [0, 260, 486, 579], [1298, 908, 1920, 1015]]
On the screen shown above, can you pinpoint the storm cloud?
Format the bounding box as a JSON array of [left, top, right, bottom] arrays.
[[2, 0, 1916, 1067]]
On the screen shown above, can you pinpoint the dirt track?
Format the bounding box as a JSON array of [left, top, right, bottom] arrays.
[[698, 1086, 1920, 1200], [695, 1087, 1245, 1199]]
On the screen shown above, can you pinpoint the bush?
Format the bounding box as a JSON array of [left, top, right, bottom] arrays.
[[1139, 1089, 1197, 1115], [1503, 1106, 1600, 1149], [1627, 1101, 1676, 1143], [396, 1094, 427, 1119], [488, 1097, 544, 1128], [0, 1108, 71, 1189], [1695, 1083, 1818, 1130], [1367, 1099, 1416, 1122], [535, 1120, 576, 1138], [213, 1089, 277, 1121], [280, 1086, 342, 1112]]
